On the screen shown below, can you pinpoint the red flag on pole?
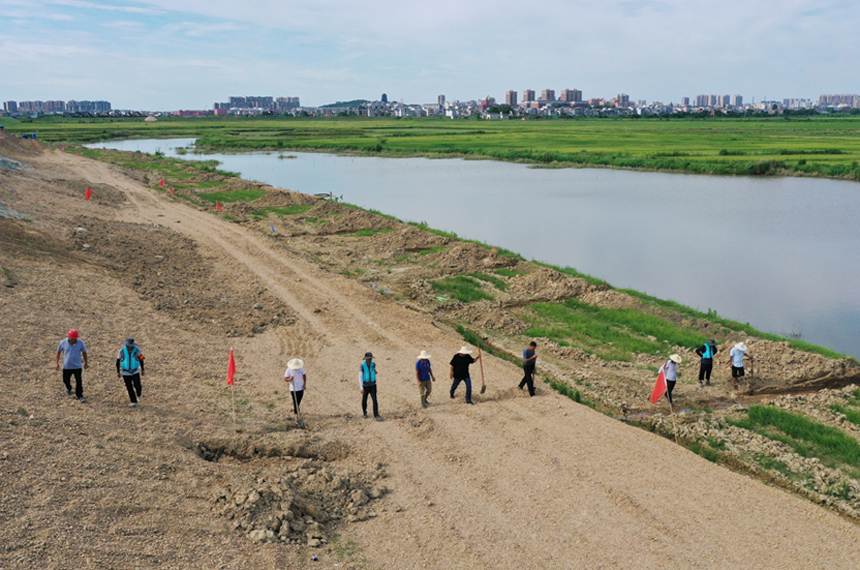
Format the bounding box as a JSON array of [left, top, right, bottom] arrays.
[[227, 348, 236, 386], [85, 187, 93, 200], [159, 178, 165, 187], [649, 365, 667, 404], [170, 187, 175, 195], [216, 201, 223, 211]]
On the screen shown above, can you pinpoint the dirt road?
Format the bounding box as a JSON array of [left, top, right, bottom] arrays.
[[2, 147, 859, 569]]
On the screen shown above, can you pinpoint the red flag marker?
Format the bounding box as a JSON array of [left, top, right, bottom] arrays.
[[649, 365, 667, 404], [170, 187, 175, 196], [216, 201, 223, 211], [159, 178, 165, 187], [85, 187, 93, 200], [227, 348, 236, 386]]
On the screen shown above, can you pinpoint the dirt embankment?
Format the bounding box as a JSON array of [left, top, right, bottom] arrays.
[[3, 133, 860, 570]]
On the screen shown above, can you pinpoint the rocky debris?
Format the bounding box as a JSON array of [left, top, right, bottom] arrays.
[[506, 268, 599, 304], [455, 301, 528, 333], [432, 243, 510, 273], [211, 461, 386, 546], [580, 288, 638, 310]]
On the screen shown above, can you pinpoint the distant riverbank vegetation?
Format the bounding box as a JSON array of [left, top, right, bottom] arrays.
[[4, 114, 860, 180]]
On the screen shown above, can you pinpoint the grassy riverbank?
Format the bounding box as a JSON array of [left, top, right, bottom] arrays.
[[4, 114, 860, 180]]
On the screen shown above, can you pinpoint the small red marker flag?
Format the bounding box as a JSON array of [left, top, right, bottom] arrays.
[[216, 201, 223, 211], [170, 187, 175, 195], [85, 187, 93, 200], [159, 178, 165, 187], [227, 348, 236, 386], [649, 365, 667, 404]]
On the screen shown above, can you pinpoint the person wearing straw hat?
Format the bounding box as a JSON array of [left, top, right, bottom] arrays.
[[449, 346, 481, 405], [661, 354, 683, 406], [695, 339, 718, 386], [284, 358, 307, 421], [359, 352, 382, 420], [729, 342, 753, 390], [55, 329, 88, 403], [415, 350, 436, 408]]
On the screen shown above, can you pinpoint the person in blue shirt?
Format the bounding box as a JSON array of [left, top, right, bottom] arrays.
[[359, 352, 382, 420], [518, 341, 538, 396], [415, 350, 435, 408], [56, 329, 88, 402], [116, 338, 145, 407], [695, 339, 718, 386]]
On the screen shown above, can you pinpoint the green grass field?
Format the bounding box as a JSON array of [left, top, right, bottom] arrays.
[[4, 114, 860, 179]]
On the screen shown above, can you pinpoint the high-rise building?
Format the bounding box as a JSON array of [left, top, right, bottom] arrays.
[[571, 89, 583, 102], [4, 101, 18, 113], [721, 95, 731, 107], [381, 93, 388, 103], [681, 97, 690, 106], [438, 95, 445, 106], [734, 95, 743, 107], [540, 89, 555, 102], [559, 89, 574, 102], [522, 89, 535, 103], [505, 90, 517, 106]]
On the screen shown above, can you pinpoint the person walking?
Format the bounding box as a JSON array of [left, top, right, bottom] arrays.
[[415, 350, 435, 408], [449, 346, 481, 405], [729, 342, 754, 390], [359, 352, 382, 420], [695, 339, 718, 386], [284, 358, 306, 422], [56, 329, 88, 403], [518, 341, 538, 396], [116, 337, 145, 407], [661, 354, 682, 406]]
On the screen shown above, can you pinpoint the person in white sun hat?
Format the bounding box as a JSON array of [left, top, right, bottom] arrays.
[[415, 350, 435, 408], [729, 342, 754, 390], [449, 346, 481, 405], [284, 358, 307, 421], [661, 354, 683, 406]]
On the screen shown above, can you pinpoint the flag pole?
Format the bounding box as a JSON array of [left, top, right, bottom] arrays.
[[668, 399, 678, 443]]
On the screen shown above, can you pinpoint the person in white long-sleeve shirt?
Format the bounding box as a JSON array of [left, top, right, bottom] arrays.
[[662, 354, 682, 405]]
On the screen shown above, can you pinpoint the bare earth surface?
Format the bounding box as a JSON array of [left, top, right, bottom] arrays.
[[1, 139, 859, 569]]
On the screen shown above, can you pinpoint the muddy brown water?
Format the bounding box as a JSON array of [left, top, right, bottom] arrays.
[[90, 138, 860, 359]]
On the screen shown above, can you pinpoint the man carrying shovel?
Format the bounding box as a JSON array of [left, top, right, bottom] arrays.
[[284, 358, 307, 426]]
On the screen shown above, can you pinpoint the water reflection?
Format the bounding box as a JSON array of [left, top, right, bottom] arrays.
[[89, 138, 860, 358]]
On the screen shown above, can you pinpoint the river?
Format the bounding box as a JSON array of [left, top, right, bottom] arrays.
[[88, 138, 860, 359]]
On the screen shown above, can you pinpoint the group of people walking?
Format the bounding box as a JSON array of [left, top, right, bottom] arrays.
[[55, 329, 145, 406], [283, 342, 540, 422], [658, 339, 755, 405]]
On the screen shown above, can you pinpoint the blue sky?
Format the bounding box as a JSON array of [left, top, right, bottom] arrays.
[[1, 0, 858, 110]]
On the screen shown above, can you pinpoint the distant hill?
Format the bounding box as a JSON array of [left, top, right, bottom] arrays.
[[319, 99, 369, 109]]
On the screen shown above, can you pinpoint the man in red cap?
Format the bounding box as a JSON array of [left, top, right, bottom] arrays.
[[56, 329, 88, 402]]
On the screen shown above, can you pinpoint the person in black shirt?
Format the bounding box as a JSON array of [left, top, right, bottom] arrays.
[[519, 341, 537, 396], [694, 339, 718, 386], [449, 346, 481, 405]]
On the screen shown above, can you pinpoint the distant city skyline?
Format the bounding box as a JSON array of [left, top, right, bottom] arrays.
[[2, 1, 859, 111]]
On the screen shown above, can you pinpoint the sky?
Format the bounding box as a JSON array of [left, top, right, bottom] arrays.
[[1, 0, 859, 110]]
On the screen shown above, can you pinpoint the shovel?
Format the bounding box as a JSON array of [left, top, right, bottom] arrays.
[[479, 344, 486, 394], [748, 357, 755, 396]]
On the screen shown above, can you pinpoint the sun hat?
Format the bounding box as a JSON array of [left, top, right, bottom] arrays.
[[458, 346, 473, 355], [363, 351, 374, 359], [708, 339, 717, 346], [669, 354, 682, 364], [417, 350, 431, 360], [125, 337, 135, 345], [735, 342, 748, 352], [287, 358, 304, 370], [68, 329, 79, 339]]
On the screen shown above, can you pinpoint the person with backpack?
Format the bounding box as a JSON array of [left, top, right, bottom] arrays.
[[359, 351, 382, 420], [116, 337, 145, 407], [56, 329, 88, 403], [695, 339, 718, 386]]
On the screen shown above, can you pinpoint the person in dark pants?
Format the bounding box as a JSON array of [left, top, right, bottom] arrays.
[[284, 358, 306, 421], [359, 352, 382, 420], [519, 341, 538, 396], [116, 337, 145, 407], [449, 346, 481, 405], [415, 350, 435, 408], [56, 329, 88, 403], [662, 354, 682, 406], [695, 339, 718, 386]]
